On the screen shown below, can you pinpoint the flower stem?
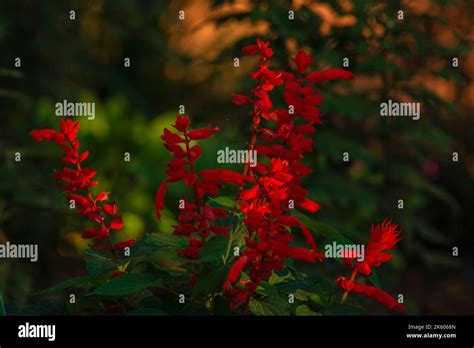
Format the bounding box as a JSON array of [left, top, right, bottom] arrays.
[[340, 269, 358, 303]]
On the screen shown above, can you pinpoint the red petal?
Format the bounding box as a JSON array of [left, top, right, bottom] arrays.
[[292, 50, 313, 74], [155, 180, 168, 220], [189, 145, 202, 161], [223, 255, 249, 290], [298, 222, 319, 252], [161, 128, 183, 144], [173, 115, 190, 132], [231, 94, 251, 106], [95, 192, 109, 202], [242, 44, 259, 55], [78, 150, 89, 163], [336, 277, 405, 312], [200, 169, 251, 186], [276, 215, 300, 227], [240, 185, 258, 200], [285, 247, 318, 263], [30, 129, 66, 143], [110, 215, 124, 230], [187, 126, 220, 141], [103, 203, 118, 216], [115, 239, 136, 250], [298, 197, 321, 213], [306, 68, 354, 83]]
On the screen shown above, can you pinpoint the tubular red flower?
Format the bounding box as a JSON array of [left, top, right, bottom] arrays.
[[223, 255, 249, 290], [336, 276, 405, 312]]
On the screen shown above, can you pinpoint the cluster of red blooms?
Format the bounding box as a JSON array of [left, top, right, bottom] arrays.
[[338, 220, 405, 311], [223, 40, 355, 309], [30, 119, 135, 253], [155, 114, 250, 259], [31, 39, 404, 314]]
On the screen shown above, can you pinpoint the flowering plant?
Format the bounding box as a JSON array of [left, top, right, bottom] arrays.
[[31, 39, 404, 315]]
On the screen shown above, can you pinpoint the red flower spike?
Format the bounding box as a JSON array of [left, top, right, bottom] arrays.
[[156, 114, 244, 264], [224, 38, 355, 309], [31, 118, 133, 255]]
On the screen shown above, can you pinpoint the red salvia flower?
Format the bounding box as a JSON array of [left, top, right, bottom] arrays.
[[155, 114, 250, 261], [336, 276, 405, 312], [337, 220, 404, 312], [30, 118, 134, 253], [348, 220, 402, 276], [222, 41, 354, 309]]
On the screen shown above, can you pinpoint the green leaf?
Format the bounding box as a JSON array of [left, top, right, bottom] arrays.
[[175, 234, 228, 264], [89, 273, 160, 296], [275, 279, 318, 294], [210, 196, 234, 208], [249, 297, 290, 316], [296, 305, 318, 316], [198, 234, 228, 263], [131, 233, 188, 254], [191, 265, 230, 300], [294, 211, 352, 243], [33, 276, 93, 296], [82, 249, 122, 277], [368, 269, 381, 289], [0, 292, 5, 315]]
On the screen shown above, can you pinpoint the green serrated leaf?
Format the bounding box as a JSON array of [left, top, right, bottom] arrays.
[[296, 304, 318, 316], [82, 249, 122, 277], [210, 196, 235, 208], [249, 297, 290, 316], [89, 273, 160, 296], [295, 211, 352, 243], [33, 276, 93, 296], [191, 265, 230, 300], [131, 233, 188, 254], [175, 234, 228, 264], [199, 234, 229, 262]]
